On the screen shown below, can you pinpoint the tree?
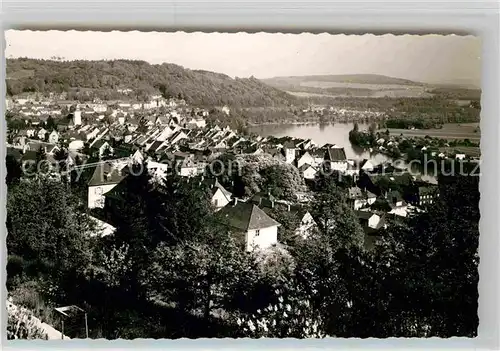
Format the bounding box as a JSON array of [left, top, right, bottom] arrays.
[[54, 147, 69, 172], [7, 302, 48, 340], [368, 173, 479, 337], [6, 154, 22, 186], [141, 238, 251, 319], [34, 146, 49, 174], [234, 286, 326, 338], [311, 179, 365, 251], [46, 116, 57, 131], [7, 178, 94, 299]]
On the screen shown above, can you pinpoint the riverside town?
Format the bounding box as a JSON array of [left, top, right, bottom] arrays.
[[6, 31, 480, 340]]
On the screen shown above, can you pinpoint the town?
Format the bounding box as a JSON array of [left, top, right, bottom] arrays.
[[6, 92, 444, 252], [6, 31, 480, 341]]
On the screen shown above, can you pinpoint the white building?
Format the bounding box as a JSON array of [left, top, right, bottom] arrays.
[[296, 151, 317, 169], [325, 147, 348, 173], [87, 163, 126, 209], [73, 110, 82, 126], [218, 200, 280, 252], [299, 164, 318, 180], [48, 130, 59, 144], [208, 179, 233, 210]]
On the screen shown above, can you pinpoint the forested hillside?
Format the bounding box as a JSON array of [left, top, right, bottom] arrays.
[[6, 58, 298, 107]]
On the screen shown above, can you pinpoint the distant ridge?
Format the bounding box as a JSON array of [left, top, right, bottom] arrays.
[[6, 58, 297, 107], [262, 74, 424, 86]]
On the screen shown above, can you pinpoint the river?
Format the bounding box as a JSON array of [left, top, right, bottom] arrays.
[[249, 123, 390, 163], [248, 122, 438, 183]]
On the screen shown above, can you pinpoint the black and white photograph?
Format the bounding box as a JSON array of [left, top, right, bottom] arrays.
[[5, 30, 481, 340]]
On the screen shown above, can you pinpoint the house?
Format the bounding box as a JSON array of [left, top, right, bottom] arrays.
[[73, 110, 82, 126], [206, 178, 233, 210], [324, 147, 348, 173], [296, 151, 317, 169], [293, 210, 317, 239], [178, 156, 204, 177], [169, 130, 188, 145], [87, 215, 116, 238], [309, 149, 326, 166], [355, 210, 386, 232], [131, 150, 144, 164], [48, 130, 59, 144], [68, 140, 85, 151], [217, 199, 280, 252], [409, 184, 439, 207], [299, 163, 318, 180], [385, 190, 410, 217], [360, 159, 375, 172], [90, 139, 113, 158], [282, 141, 297, 164], [348, 187, 377, 210], [455, 153, 466, 160], [24, 128, 36, 138], [156, 126, 175, 142], [155, 116, 169, 126], [87, 162, 127, 209], [222, 105, 230, 116], [27, 141, 60, 156], [146, 160, 170, 179], [37, 128, 48, 140]]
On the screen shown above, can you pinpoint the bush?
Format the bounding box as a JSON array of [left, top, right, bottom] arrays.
[[7, 299, 48, 340]]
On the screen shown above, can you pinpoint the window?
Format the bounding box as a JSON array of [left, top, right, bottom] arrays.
[[214, 199, 218, 207], [255, 229, 260, 237]]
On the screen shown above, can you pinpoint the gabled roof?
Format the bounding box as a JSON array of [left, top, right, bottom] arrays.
[[87, 162, 127, 187], [325, 147, 347, 162], [250, 192, 278, 209], [355, 210, 375, 220], [91, 139, 108, 149], [102, 177, 128, 201], [210, 179, 232, 200], [218, 201, 281, 231], [299, 163, 317, 172], [149, 140, 164, 152]]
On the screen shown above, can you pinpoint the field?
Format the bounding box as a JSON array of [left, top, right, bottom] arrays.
[[263, 74, 480, 100], [384, 123, 480, 141], [439, 146, 481, 157]]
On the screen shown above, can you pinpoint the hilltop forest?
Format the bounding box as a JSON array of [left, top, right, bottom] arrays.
[[6, 58, 298, 108]]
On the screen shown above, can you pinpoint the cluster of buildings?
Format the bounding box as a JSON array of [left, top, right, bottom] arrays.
[[6, 94, 439, 254]]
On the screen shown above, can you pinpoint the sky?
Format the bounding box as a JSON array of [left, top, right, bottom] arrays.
[[5, 30, 481, 87]]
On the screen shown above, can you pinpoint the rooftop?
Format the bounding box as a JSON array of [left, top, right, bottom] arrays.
[[218, 201, 281, 231]]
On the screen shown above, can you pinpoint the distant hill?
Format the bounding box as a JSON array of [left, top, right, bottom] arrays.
[[6, 58, 297, 107], [262, 74, 424, 87]]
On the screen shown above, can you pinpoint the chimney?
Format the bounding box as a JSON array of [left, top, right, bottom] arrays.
[[271, 200, 275, 209], [233, 198, 238, 206], [287, 204, 291, 212]]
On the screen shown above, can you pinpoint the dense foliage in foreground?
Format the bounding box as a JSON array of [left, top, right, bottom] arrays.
[[6, 165, 479, 338]]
